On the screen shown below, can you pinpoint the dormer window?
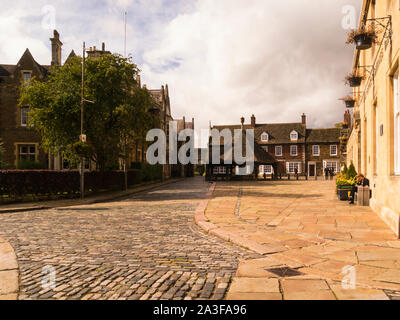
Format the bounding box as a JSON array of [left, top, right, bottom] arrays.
[[290, 130, 298, 141], [261, 132, 269, 142]]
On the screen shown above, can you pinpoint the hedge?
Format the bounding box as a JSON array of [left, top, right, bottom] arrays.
[[0, 167, 161, 200]]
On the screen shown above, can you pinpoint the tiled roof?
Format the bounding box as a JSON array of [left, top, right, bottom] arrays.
[[212, 122, 307, 144], [306, 128, 341, 143], [0, 64, 15, 76]]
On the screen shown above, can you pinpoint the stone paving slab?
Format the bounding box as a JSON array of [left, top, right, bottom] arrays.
[[195, 180, 400, 300]]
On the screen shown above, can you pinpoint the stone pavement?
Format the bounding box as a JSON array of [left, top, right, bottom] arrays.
[[196, 180, 400, 300], [0, 177, 259, 300]]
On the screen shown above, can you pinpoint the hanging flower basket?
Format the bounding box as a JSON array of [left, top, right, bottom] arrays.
[[72, 141, 93, 158], [339, 96, 356, 108], [345, 72, 364, 88], [346, 26, 377, 51]]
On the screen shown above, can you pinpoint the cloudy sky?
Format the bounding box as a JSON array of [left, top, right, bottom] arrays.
[[1, 0, 362, 146]]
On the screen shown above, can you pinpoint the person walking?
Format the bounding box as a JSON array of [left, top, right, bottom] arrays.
[[324, 167, 329, 180], [329, 168, 334, 180]]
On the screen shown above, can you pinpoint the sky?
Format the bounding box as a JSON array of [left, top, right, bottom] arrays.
[[0, 0, 362, 146]]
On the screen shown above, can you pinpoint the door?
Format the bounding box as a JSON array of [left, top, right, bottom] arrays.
[[309, 164, 316, 177]]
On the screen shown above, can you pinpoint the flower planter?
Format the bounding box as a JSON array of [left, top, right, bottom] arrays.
[[345, 100, 355, 108], [337, 185, 354, 201], [348, 77, 362, 87], [354, 34, 373, 50]]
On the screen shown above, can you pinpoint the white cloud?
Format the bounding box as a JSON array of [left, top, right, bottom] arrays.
[[140, 0, 362, 146], [0, 0, 362, 147]]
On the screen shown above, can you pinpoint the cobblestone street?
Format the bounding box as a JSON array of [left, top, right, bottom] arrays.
[[0, 177, 258, 300]]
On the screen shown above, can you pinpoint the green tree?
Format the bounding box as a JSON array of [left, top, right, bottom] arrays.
[[346, 162, 357, 179], [19, 54, 154, 171]]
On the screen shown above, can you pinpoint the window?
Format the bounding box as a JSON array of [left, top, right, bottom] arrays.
[[286, 162, 301, 174], [330, 145, 338, 156], [23, 72, 31, 83], [213, 166, 226, 175], [324, 161, 338, 173], [18, 144, 36, 162], [394, 71, 400, 174], [261, 132, 269, 142], [21, 107, 29, 126], [290, 145, 298, 156], [262, 146, 268, 152], [290, 130, 298, 141], [275, 145, 282, 156], [259, 165, 273, 174], [312, 145, 320, 157]]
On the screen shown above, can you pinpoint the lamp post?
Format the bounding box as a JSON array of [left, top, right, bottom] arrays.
[[80, 42, 94, 199]]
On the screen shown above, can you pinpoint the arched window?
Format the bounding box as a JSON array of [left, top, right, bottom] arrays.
[[290, 130, 298, 141]]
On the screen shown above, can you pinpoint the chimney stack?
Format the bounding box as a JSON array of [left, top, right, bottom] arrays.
[[301, 113, 306, 125], [102, 42, 105, 51], [50, 30, 63, 66], [251, 114, 256, 128], [240, 117, 245, 130]]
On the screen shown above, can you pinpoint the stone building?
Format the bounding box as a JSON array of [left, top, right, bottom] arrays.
[[0, 30, 195, 178], [345, 0, 400, 236], [208, 114, 344, 180], [0, 30, 68, 169]]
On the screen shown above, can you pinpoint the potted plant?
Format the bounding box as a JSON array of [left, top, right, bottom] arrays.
[[336, 162, 358, 200], [345, 71, 364, 88], [336, 174, 356, 201], [340, 96, 356, 108], [72, 140, 93, 158], [346, 26, 377, 50]]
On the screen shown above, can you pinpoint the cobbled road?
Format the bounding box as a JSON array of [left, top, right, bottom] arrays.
[[0, 177, 258, 300]]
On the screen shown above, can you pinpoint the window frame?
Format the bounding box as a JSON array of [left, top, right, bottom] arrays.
[[290, 145, 298, 156], [261, 132, 269, 142], [286, 162, 301, 174], [262, 146, 268, 153], [18, 144, 36, 162], [20, 107, 29, 127], [275, 145, 283, 157], [323, 160, 338, 173], [330, 145, 338, 156], [312, 145, 320, 157], [290, 130, 298, 141]]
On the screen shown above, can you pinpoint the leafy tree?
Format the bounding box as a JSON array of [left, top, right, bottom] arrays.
[[19, 53, 154, 171], [341, 163, 348, 175]]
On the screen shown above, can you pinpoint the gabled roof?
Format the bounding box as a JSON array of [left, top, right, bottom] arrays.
[[213, 122, 307, 144], [306, 128, 341, 143], [0, 49, 50, 79]]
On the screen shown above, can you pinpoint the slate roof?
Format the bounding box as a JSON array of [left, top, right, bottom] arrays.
[[209, 129, 275, 164], [306, 128, 341, 143], [212, 122, 307, 145]]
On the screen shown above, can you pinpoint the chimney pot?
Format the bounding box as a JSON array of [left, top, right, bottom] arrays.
[[251, 114, 256, 128], [301, 113, 306, 125]]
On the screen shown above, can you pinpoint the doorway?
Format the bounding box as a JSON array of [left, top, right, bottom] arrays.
[[308, 162, 316, 177]]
